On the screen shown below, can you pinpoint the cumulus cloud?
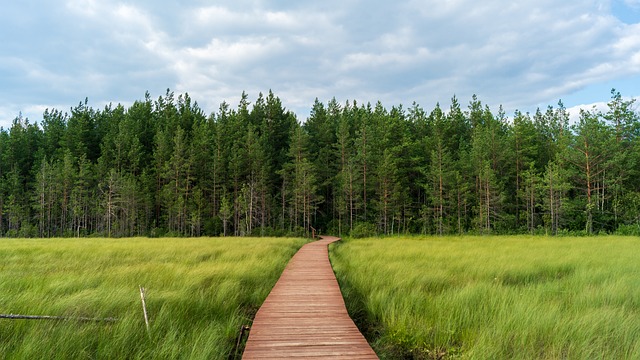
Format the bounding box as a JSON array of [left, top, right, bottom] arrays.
[[1, 0, 640, 128], [624, 0, 640, 9], [565, 94, 640, 124]]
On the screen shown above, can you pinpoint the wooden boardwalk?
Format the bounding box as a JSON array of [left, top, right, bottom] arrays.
[[242, 236, 378, 359]]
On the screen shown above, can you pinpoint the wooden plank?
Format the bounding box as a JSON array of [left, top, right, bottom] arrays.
[[242, 236, 378, 359]]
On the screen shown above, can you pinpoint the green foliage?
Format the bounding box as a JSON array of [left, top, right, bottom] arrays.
[[331, 236, 640, 359], [1, 88, 640, 237], [614, 223, 640, 235], [0, 237, 306, 359], [350, 222, 377, 238]]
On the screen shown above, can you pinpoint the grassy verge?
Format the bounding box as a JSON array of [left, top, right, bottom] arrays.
[[0, 237, 306, 359], [330, 235, 640, 359]]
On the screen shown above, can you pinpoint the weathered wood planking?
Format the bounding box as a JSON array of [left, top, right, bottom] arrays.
[[242, 236, 378, 359]]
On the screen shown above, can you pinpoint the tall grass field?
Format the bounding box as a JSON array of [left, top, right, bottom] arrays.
[[330, 236, 640, 359], [0, 237, 306, 359]]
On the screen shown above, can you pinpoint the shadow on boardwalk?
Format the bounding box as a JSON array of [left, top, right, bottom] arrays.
[[242, 236, 378, 359]]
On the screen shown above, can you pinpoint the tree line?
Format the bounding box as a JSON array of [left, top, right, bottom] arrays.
[[1, 89, 639, 238]]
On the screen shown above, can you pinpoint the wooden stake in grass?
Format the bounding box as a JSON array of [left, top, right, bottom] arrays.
[[233, 325, 251, 359], [139, 286, 150, 334]]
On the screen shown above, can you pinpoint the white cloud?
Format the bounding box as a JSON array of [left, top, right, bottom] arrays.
[[65, 0, 100, 17], [566, 102, 609, 124], [2, 0, 640, 129], [565, 94, 640, 124], [340, 48, 432, 71], [182, 38, 284, 65], [190, 5, 328, 33], [192, 6, 242, 26], [625, 0, 640, 9], [0, 103, 66, 129]]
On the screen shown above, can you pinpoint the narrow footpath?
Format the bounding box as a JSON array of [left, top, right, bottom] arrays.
[[242, 236, 378, 359]]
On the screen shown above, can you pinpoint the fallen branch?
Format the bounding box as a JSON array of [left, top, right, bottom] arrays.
[[0, 314, 118, 322]]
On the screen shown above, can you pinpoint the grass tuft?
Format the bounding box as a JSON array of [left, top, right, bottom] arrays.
[[330, 235, 640, 359], [0, 237, 305, 359]]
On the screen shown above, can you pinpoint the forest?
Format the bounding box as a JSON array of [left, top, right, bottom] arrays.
[[0, 89, 639, 238]]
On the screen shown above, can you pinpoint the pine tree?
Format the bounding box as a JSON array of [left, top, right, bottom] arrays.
[[565, 109, 615, 233], [70, 155, 94, 237], [378, 148, 399, 234], [602, 89, 639, 229], [163, 127, 193, 235], [282, 125, 319, 236], [101, 169, 120, 237], [41, 109, 67, 163], [190, 116, 217, 233], [520, 162, 541, 233], [1, 89, 638, 238], [425, 104, 456, 235], [510, 111, 538, 229], [65, 98, 98, 162], [469, 101, 506, 232], [541, 160, 570, 235], [304, 98, 339, 231], [219, 193, 232, 237], [334, 101, 358, 235]]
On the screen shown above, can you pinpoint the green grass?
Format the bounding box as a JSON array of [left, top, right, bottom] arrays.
[[330, 235, 640, 359], [0, 237, 306, 359]]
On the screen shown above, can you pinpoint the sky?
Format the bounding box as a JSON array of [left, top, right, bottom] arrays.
[[2, 0, 640, 129]]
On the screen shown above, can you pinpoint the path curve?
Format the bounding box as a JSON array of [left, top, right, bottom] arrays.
[[242, 236, 378, 359]]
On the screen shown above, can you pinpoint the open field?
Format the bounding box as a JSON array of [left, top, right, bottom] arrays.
[[330, 236, 640, 359], [0, 237, 306, 359]]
